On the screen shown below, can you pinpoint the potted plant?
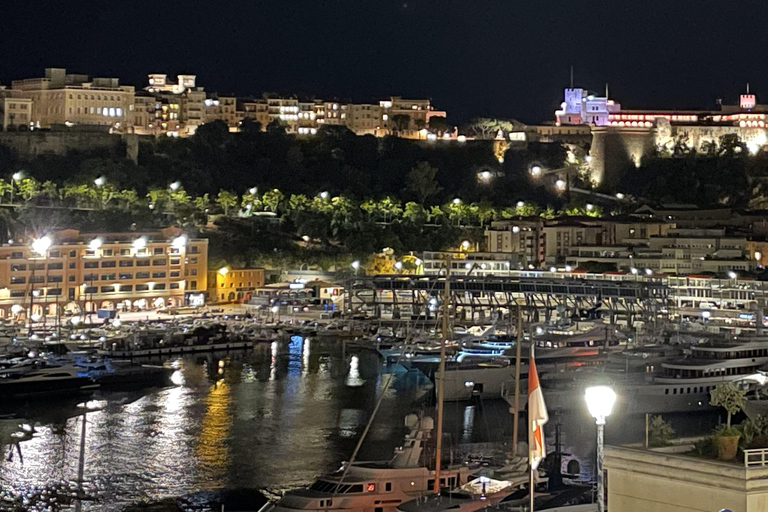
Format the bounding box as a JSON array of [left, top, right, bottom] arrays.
[[648, 415, 676, 447], [714, 425, 742, 460], [710, 383, 747, 460]]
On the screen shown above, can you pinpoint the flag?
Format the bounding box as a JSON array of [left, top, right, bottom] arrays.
[[528, 346, 548, 470]]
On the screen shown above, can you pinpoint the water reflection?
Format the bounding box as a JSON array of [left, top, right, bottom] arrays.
[[0, 337, 436, 508]]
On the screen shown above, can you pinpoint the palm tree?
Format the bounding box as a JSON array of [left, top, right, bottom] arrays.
[[216, 190, 238, 216]]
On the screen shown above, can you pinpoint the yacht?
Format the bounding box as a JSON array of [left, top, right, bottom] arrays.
[[540, 338, 768, 415], [396, 474, 528, 512], [0, 363, 98, 399], [264, 415, 471, 512]]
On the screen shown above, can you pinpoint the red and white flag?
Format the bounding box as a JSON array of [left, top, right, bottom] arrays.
[[528, 347, 548, 470]]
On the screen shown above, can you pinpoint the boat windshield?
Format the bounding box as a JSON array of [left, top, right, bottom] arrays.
[[308, 480, 365, 494]]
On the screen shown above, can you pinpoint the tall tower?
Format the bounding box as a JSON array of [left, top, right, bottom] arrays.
[[741, 83, 756, 110]]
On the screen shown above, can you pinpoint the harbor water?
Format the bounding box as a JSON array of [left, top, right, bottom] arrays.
[[0, 335, 721, 511]]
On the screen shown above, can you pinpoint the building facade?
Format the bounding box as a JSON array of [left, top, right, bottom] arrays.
[[11, 68, 135, 131], [207, 268, 265, 303], [0, 228, 208, 320]]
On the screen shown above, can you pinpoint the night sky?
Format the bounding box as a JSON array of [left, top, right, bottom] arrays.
[[4, 1, 768, 123]]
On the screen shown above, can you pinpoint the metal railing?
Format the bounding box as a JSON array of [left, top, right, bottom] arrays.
[[744, 448, 768, 467]]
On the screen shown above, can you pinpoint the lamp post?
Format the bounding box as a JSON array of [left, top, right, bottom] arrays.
[[585, 385, 617, 512], [29, 235, 52, 336], [11, 171, 22, 204]]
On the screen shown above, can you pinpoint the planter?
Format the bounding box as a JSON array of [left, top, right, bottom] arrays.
[[717, 435, 740, 461]]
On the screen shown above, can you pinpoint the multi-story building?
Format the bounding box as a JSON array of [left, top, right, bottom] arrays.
[[484, 218, 545, 266], [204, 94, 238, 130], [0, 228, 208, 320], [0, 88, 33, 131], [207, 268, 265, 303], [240, 99, 270, 128], [142, 73, 206, 136], [421, 251, 520, 276], [381, 96, 448, 138], [11, 68, 134, 131]]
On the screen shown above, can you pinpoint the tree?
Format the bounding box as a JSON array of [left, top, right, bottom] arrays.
[[719, 134, 745, 157], [216, 190, 238, 216], [266, 118, 287, 134], [403, 202, 427, 224], [391, 114, 411, 135], [710, 382, 747, 428], [648, 415, 676, 447], [406, 162, 442, 204], [262, 188, 284, 213], [428, 116, 450, 136], [414, 118, 426, 132], [465, 117, 520, 139]]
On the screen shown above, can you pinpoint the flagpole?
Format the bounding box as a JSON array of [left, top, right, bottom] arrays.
[[529, 341, 535, 512]]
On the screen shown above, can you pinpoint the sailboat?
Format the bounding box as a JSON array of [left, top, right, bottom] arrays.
[[262, 260, 469, 512]]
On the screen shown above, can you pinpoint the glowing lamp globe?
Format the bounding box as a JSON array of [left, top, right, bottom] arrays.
[[32, 236, 52, 256], [585, 385, 616, 424]]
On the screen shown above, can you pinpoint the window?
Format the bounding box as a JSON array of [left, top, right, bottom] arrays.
[[10, 290, 24, 298], [84, 261, 98, 269], [152, 259, 166, 266], [190, 257, 198, 264], [154, 247, 164, 255], [170, 283, 180, 289], [102, 249, 113, 256], [30, 275, 44, 283], [136, 284, 149, 291], [47, 288, 62, 296], [85, 286, 98, 294], [119, 260, 134, 267], [10, 264, 26, 271], [190, 280, 197, 290], [69, 262, 76, 269], [385, 483, 392, 492], [119, 285, 132, 292], [47, 275, 63, 283], [154, 283, 166, 290], [49, 250, 60, 258], [69, 275, 76, 282], [101, 261, 116, 268], [119, 273, 133, 280], [136, 271, 150, 279], [10, 276, 25, 284], [136, 260, 150, 267], [191, 268, 197, 276], [190, 245, 199, 254], [120, 248, 131, 256], [170, 258, 180, 265], [84, 273, 98, 281], [152, 271, 166, 278], [101, 273, 116, 281], [11, 251, 23, 259], [170, 271, 180, 278], [48, 262, 63, 270], [100, 286, 114, 293]]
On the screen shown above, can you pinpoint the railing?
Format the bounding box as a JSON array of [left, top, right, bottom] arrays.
[[743, 448, 768, 467]]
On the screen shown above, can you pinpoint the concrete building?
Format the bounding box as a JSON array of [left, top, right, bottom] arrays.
[[484, 218, 545, 266], [0, 227, 208, 320], [421, 251, 519, 276], [208, 267, 265, 303], [0, 88, 33, 131], [142, 73, 206, 136], [605, 444, 768, 512], [204, 94, 238, 130], [240, 99, 270, 128], [12, 68, 134, 131]]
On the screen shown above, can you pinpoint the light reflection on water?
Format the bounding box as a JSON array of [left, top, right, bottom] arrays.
[[0, 338, 435, 510], [0, 337, 722, 510]]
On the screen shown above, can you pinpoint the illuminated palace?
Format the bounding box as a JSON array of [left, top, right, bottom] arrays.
[[0, 227, 208, 320], [554, 85, 768, 186]]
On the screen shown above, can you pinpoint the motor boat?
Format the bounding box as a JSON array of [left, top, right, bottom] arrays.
[[0, 362, 98, 399]]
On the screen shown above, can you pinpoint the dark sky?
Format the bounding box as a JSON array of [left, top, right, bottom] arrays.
[[4, 0, 768, 123]]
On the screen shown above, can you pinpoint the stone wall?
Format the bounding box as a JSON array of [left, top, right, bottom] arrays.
[[0, 131, 143, 163], [589, 127, 656, 187]]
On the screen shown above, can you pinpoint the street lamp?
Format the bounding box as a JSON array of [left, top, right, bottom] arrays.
[[516, 200, 525, 208], [351, 260, 360, 275], [171, 235, 187, 250], [461, 240, 471, 250], [555, 179, 566, 191], [89, 238, 103, 251], [218, 266, 229, 276], [132, 237, 147, 250], [94, 176, 106, 187], [727, 270, 737, 279], [249, 187, 258, 195], [530, 165, 542, 177], [452, 198, 462, 205], [585, 385, 617, 512], [169, 181, 181, 192], [394, 261, 403, 273], [319, 191, 329, 200], [478, 170, 492, 182], [32, 235, 52, 256]]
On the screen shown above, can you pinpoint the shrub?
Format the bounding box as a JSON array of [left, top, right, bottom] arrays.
[[648, 415, 676, 447]]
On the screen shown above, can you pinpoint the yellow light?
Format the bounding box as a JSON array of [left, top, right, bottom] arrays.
[[218, 267, 229, 275]]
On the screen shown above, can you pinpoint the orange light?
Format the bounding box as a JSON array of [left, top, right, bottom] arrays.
[[367, 484, 376, 492]]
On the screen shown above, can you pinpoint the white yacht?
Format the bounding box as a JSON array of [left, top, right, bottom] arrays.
[[264, 415, 471, 512], [396, 475, 528, 512]]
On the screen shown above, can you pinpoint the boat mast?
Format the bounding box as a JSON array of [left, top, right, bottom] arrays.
[[511, 305, 523, 457], [433, 256, 450, 493]]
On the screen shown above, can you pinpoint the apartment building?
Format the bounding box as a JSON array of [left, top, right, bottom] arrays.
[[207, 268, 265, 303], [241, 100, 270, 128], [0, 89, 32, 131], [141, 73, 206, 136], [204, 95, 238, 130], [421, 251, 521, 276], [484, 218, 545, 266], [11, 68, 134, 130], [0, 228, 208, 320], [566, 227, 754, 274]]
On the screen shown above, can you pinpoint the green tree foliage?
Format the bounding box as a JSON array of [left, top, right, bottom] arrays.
[[648, 415, 676, 447], [405, 162, 443, 204], [710, 382, 747, 428], [390, 114, 411, 134]]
